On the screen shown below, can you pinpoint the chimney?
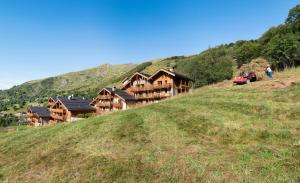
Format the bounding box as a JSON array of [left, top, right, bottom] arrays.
[[68, 94, 74, 100], [170, 67, 175, 72], [112, 87, 116, 92]]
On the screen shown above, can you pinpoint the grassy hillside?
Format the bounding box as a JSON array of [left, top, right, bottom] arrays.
[[0, 64, 136, 111], [0, 68, 299, 182]]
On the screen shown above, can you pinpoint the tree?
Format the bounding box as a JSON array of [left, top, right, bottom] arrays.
[[286, 4, 300, 23], [234, 41, 262, 67], [263, 33, 300, 69], [177, 46, 234, 88]]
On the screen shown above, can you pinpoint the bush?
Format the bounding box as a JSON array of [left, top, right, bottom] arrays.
[[177, 46, 234, 88], [234, 40, 263, 67], [0, 114, 18, 127]]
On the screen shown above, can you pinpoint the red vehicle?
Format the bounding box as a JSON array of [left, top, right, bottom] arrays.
[[233, 71, 257, 85]]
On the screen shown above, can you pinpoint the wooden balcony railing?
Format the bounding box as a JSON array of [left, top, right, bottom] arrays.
[[96, 95, 113, 100], [95, 102, 111, 107], [129, 85, 153, 92], [152, 83, 172, 90], [113, 103, 122, 109], [52, 114, 64, 121], [48, 102, 55, 107], [51, 108, 64, 113], [129, 83, 172, 92], [136, 93, 171, 99]]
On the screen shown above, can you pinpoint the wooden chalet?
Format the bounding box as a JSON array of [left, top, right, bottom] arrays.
[[90, 87, 136, 114], [122, 68, 193, 104], [27, 67, 192, 127], [50, 96, 95, 122], [27, 106, 52, 127], [47, 96, 58, 108]]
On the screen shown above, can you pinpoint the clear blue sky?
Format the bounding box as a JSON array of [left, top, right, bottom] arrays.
[[0, 0, 298, 89]]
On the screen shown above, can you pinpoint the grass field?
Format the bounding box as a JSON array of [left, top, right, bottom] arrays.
[[0, 69, 299, 182]]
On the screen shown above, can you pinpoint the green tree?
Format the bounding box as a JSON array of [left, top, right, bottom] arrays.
[[263, 33, 300, 69], [286, 4, 300, 23], [234, 40, 262, 67]]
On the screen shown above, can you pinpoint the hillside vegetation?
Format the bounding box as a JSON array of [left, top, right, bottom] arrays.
[[0, 64, 136, 111], [0, 68, 299, 182], [1, 4, 300, 113]]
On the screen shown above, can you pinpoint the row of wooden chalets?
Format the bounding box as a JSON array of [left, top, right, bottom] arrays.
[[28, 68, 193, 127]]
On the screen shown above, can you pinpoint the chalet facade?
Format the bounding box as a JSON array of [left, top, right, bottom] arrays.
[[90, 87, 136, 114], [50, 96, 95, 122], [27, 106, 52, 127], [122, 68, 192, 104], [27, 68, 192, 127], [47, 96, 58, 108]]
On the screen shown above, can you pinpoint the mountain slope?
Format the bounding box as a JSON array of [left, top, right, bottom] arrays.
[[0, 68, 299, 182], [0, 64, 137, 111]]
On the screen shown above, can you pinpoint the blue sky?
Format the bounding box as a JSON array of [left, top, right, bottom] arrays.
[[0, 0, 298, 89]]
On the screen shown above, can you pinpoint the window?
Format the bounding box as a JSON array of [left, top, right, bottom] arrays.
[[165, 80, 168, 84], [158, 81, 162, 85]]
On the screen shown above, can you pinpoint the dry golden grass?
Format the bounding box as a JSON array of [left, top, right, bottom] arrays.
[[240, 57, 270, 80]]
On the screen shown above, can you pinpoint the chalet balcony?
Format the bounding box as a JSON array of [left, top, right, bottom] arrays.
[[48, 102, 55, 107], [152, 83, 172, 90], [129, 83, 172, 92], [52, 114, 64, 121], [129, 85, 153, 92], [112, 103, 122, 109], [152, 93, 171, 98], [96, 95, 113, 100], [95, 102, 111, 107], [51, 108, 64, 113], [136, 93, 171, 99]]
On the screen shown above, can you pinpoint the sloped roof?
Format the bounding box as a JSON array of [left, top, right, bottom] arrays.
[[149, 68, 193, 81], [128, 72, 150, 81], [140, 72, 151, 78], [29, 106, 51, 118], [105, 88, 136, 101], [49, 96, 58, 102], [57, 97, 95, 112]]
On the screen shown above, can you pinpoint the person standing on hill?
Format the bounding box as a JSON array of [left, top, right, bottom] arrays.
[[266, 65, 273, 79]]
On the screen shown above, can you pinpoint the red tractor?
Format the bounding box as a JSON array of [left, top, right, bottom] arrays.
[[233, 71, 257, 85]]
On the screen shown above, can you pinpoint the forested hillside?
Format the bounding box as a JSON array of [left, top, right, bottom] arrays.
[[1, 4, 299, 112]]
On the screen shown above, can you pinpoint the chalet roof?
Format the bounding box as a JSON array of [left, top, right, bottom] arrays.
[[121, 72, 151, 89], [29, 106, 51, 118], [121, 77, 129, 84], [140, 72, 151, 78], [149, 68, 193, 81], [57, 97, 95, 112], [49, 96, 58, 102], [128, 72, 150, 81], [105, 88, 136, 101]]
